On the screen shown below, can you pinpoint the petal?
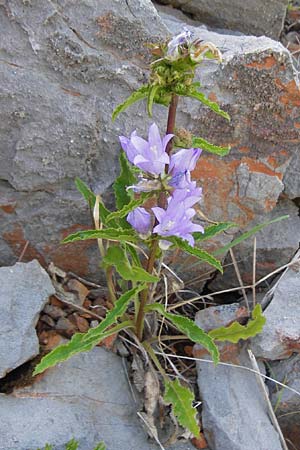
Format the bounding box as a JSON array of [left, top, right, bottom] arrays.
[[152, 207, 166, 223], [148, 123, 163, 154], [162, 133, 174, 152]]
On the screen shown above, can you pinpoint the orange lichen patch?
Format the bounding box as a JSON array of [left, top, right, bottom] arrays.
[[294, 122, 300, 129], [0, 203, 16, 213], [264, 199, 277, 212], [61, 87, 82, 97], [208, 92, 218, 102], [238, 146, 250, 154], [275, 79, 300, 107], [219, 343, 240, 364], [96, 13, 113, 34], [256, 261, 277, 271], [279, 149, 288, 156], [241, 157, 283, 180], [245, 56, 277, 70], [3, 224, 46, 265]]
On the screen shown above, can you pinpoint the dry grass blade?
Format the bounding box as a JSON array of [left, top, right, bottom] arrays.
[[248, 349, 289, 450], [229, 248, 249, 312]]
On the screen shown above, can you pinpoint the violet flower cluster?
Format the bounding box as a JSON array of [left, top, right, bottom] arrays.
[[120, 123, 204, 247]]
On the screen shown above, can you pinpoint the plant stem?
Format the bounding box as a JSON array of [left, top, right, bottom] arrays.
[[135, 94, 179, 340], [143, 341, 169, 382], [106, 266, 116, 304]]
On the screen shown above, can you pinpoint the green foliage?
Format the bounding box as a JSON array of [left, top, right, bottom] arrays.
[[113, 152, 137, 210], [112, 85, 150, 121], [164, 379, 200, 438], [147, 303, 219, 364], [192, 136, 231, 156], [34, 286, 145, 375], [214, 215, 289, 256], [185, 86, 230, 121], [62, 228, 138, 244], [165, 236, 223, 272], [75, 177, 112, 226], [37, 439, 106, 450], [147, 84, 160, 116], [193, 222, 235, 242], [209, 304, 266, 343], [103, 246, 159, 283], [106, 192, 153, 224]]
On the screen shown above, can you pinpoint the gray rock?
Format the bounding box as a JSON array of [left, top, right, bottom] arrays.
[[155, 0, 289, 39], [0, 260, 55, 378], [251, 252, 300, 360], [268, 354, 300, 448], [1, 0, 299, 286], [0, 347, 192, 450], [195, 306, 282, 450]]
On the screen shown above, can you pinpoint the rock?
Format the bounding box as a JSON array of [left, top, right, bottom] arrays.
[[194, 305, 283, 450], [1, 1, 300, 286], [155, 0, 289, 39], [43, 304, 66, 320], [0, 260, 55, 379], [208, 198, 300, 291], [55, 317, 78, 337], [268, 354, 300, 449], [0, 347, 193, 450], [251, 252, 300, 360]]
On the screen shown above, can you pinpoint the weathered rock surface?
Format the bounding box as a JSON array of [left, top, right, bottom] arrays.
[[194, 304, 282, 450], [269, 354, 300, 449], [0, 347, 192, 450], [155, 0, 289, 39], [1, 0, 300, 284], [209, 198, 300, 291], [251, 252, 300, 360], [0, 260, 54, 379]]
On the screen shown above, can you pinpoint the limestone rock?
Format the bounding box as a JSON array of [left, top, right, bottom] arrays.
[[0, 260, 55, 378], [251, 252, 300, 360], [155, 0, 289, 39], [0, 347, 193, 450]]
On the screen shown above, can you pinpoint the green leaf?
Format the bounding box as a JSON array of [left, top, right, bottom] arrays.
[[65, 439, 79, 450], [62, 228, 138, 244], [103, 246, 158, 283], [192, 136, 231, 156], [209, 304, 266, 343], [185, 88, 230, 121], [147, 303, 219, 364], [93, 443, 106, 450], [112, 85, 150, 121], [193, 222, 236, 242], [213, 215, 289, 256], [147, 84, 159, 117], [164, 379, 200, 437], [106, 192, 153, 224], [113, 152, 137, 210], [165, 237, 223, 273], [34, 286, 145, 375], [75, 177, 112, 226]]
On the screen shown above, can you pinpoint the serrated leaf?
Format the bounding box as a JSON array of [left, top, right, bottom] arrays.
[[147, 303, 219, 364], [112, 85, 150, 121], [75, 177, 112, 226], [164, 379, 200, 437], [113, 152, 137, 211], [185, 88, 230, 121], [106, 192, 153, 223], [193, 222, 235, 242], [209, 304, 266, 343], [34, 286, 144, 375], [165, 236, 223, 272], [214, 215, 289, 256], [62, 228, 138, 244], [103, 246, 158, 283], [147, 84, 159, 116], [192, 136, 231, 156]]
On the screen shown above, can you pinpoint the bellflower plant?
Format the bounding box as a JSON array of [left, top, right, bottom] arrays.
[[35, 29, 271, 442]]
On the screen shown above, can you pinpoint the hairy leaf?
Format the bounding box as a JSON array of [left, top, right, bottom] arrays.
[[192, 136, 231, 156], [193, 222, 235, 242], [147, 303, 219, 364], [209, 304, 266, 343], [147, 84, 160, 117], [164, 379, 200, 437], [62, 228, 138, 244], [106, 192, 153, 223], [113, 152, 136, 211], [186, 88, 230, 121], [34, 286, 144, 375], [112, 85, 150, 121], [103, 246, 158, 283], [165, 237, 223, 272], [214, 215, 289, 256]]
